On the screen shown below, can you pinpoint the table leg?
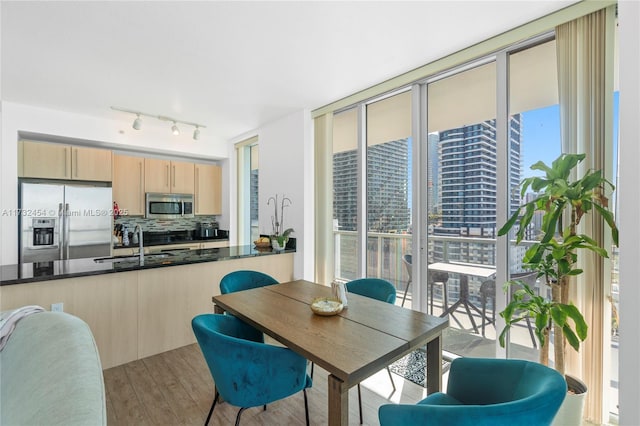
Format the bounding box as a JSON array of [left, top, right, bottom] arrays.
[[426, 334, 443, 395], [214, 304, 224, 314], [328, 374, 348, 426]]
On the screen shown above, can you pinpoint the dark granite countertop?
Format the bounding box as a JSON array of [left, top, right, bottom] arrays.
[[0, 245, 295, 286], [113, 229, 229, 249]]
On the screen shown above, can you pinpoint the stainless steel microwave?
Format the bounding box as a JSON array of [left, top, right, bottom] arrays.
[[145, 193, 194, 219]]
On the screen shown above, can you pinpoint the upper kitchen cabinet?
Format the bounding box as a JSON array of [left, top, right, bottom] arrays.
[[194, 164, 222, 215], [113, 154, 145, 216], [144, 158, 194, 194], [18, 141, 112, 182], [72, 146, 113, 181]]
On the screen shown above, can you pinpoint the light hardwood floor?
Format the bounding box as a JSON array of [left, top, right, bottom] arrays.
[[104, 343, 431, 426]]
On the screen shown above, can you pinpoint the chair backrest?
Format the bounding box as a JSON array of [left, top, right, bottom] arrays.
[[192, 314, 310, 408], [402, 254, 412, 279], [346, 278, 396, 304], [220, 270, 278, 294], [379, 357, 566, 426]]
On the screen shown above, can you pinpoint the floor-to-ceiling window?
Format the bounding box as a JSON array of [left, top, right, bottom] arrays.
[[333, 108, 358, 281], [236, 137, 259, 245], [366, 91, 412, 299], [324, 8, 618, 418]]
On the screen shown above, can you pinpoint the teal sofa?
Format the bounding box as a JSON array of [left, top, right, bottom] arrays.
[[0, 311, 106, 426]]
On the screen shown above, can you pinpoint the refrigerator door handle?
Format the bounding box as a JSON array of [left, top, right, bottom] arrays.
[[58, 203, 64, 260], [64, 203, 70, 260]]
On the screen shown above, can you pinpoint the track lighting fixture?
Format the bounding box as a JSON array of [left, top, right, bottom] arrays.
[[111, 106, 205, 140]]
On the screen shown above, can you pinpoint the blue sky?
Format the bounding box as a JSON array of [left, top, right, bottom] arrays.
[[521, 91, 619, 179]]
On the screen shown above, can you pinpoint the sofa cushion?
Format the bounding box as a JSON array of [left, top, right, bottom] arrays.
[[0, 311, 106, 426]]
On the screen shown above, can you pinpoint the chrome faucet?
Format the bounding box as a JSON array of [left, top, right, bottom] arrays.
[[134, 224, 144, 264]]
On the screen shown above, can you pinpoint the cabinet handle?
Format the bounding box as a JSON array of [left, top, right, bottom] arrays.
[[195, 168, 199, 212], [165, 164, 169, 187], [73, 148, 78, 178], [64, 147, 69, 178], [172, 165, 176, 188], [139, 161, 143, 213]]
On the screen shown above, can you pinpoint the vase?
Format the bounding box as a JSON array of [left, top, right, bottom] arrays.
[[552, 374, 587, 426], [271, 239, 286, 251]]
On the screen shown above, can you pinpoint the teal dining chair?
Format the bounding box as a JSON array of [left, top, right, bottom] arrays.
[[219, 270, 278, 294], [192, 314, 312, 426], [378, 357, 566, 426], [345, 277, 398, 424]]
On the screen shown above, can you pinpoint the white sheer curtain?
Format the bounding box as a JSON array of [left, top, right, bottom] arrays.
[[556, 6, 615, 422]]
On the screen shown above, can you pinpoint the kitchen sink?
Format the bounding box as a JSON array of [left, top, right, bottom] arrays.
[[94, 253, 174, 263]]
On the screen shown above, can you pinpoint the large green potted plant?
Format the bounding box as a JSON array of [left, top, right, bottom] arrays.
[[497, 153, 618, 424]]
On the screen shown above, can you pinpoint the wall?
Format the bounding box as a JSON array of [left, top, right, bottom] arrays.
[[0, 101, 228, 265], [228, 109, 312, 281], [617, 1, 640, 424]]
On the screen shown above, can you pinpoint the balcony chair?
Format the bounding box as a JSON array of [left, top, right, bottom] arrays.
[[400, 255, 449, 314], [378, 357, 566, 426], [345, 277, 398, 424], [192, 314, 312, 426], [479, 272, 538, 347]]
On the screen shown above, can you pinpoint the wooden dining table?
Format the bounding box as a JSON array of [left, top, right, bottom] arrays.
[[212, 279, 449, 426]]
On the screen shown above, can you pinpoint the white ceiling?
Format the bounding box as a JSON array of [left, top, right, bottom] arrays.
[[1, 1, 577, 145]]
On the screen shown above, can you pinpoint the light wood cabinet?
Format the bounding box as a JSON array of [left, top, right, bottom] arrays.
[[19, 141, 112, 182], [0, 254, 293, 368], [19, 141, 71, 179], [200, 240, 228, 249], [72, 146, 112, 181], [194, 164, 222, 215], [112, 154, 145, 216], [144, 158, 194, 194]]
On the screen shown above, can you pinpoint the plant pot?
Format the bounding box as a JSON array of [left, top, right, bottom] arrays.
[[552, 374, 587, 426], [271, 239, 286, 251]]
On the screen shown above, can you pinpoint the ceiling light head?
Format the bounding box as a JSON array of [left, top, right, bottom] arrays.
[[171, 122, 180, 136], [132, 114, 142, 130], [193, 126, 200, 140]]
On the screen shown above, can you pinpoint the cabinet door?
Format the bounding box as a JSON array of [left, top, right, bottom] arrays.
[[19, 140, 71, 179], [200, 241, 228, 249], [113, 154, 145, 216], [72, 146, 112, 181], [194, 164, 222, 215], [170, 161, 195, 194], [144, 158, 171, 193]]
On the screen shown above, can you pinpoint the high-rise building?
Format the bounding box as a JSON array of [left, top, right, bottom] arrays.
[[431, 115, 522, 265], [333, 138, 411, 232]]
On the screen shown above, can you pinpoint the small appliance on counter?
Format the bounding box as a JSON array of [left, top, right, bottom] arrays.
[[196, 221, 219, 238]]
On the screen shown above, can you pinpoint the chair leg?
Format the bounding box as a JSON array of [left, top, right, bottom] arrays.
[[235, 407, 247, 426], [401, 278, 411, 307], [357, 383, 363, 424], [385, 366, 396, 392], [205, 391, 219, 426], [310, 361, 314, 379], [429, 281, 434, 315], [303, 388, 310, 426]]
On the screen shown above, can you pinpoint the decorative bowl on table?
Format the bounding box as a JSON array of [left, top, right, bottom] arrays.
[[310, 297, 344, 316], [254, 240, 272, 250]]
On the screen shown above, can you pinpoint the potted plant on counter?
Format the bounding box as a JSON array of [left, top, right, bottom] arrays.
[[268, 194, 294, 251], [497, 153, 618, 425]]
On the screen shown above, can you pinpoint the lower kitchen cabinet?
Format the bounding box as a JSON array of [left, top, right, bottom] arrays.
[[0, 253, 293, 369]]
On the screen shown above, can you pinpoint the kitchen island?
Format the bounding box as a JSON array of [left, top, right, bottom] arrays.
[[0, 245, 295, 368]]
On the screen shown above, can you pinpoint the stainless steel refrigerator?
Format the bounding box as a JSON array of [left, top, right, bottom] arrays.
[[19, 182, 112, 263]]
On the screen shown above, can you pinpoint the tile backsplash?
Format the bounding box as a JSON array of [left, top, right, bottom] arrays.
[[114, 216, 219, 232]]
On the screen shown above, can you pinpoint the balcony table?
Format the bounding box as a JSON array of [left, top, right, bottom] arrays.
[[428, 262, 495, 334], [212, 279, 449, 426]]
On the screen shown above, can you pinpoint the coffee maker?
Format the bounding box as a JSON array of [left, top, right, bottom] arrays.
[[196, 220, 219, 238]]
